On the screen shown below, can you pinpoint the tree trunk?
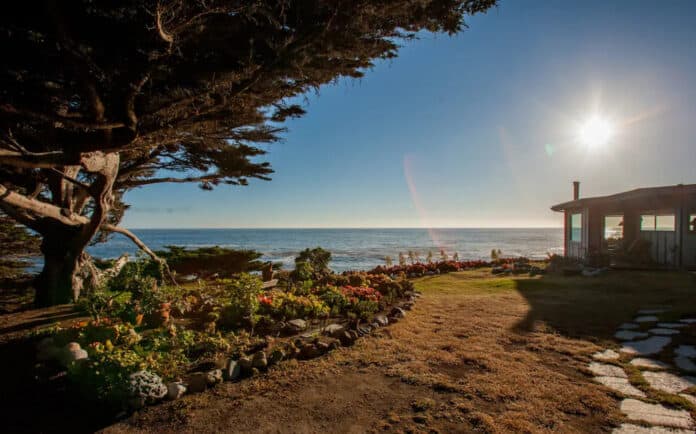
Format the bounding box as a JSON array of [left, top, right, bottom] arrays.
[[35, 228, 84, 307]]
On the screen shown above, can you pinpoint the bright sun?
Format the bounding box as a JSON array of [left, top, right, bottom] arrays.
[[578, 116, 614, 148]]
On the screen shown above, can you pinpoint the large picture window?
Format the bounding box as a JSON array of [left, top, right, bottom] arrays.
[[604, 215, 623, 240], [570, 213, 582, 241], [640, 212, 675, 232], [640, 214, 655, 231]]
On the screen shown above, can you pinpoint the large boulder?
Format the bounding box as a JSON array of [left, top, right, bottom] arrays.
[[128, 371, 167, 404]]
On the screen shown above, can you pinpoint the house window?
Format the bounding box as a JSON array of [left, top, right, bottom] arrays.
[[690, 214, 696, 233], [640, 213, 676, 232], [656, 215, 675, 231], [640, 214, 655, 231], [570, 213, 582, 241], [604, 215, 623, 240]]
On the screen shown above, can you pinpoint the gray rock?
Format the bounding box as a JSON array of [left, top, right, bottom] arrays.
[[186, 372, 207, 393], [206, 369, 223, 385], [166, 382, 186, 400], [374, 315, 389, 327], [618, 323, 640, 330], [59, 342, 88, 367], [316, 341, 330, 353], [322, 324, 345, 338], [286, 319, 307, 332], [128, 370, 167, 403], [370, 322, 380, 329], [299, 344, 320, 359], [339, 331, 354, 346], [390, 307, 406, 318], [268, 348, 285, 365], [224, 359, 241, 381], [238, 356, 252, 373], [402, 303, 413, 311], [252, 351, 268, 370]]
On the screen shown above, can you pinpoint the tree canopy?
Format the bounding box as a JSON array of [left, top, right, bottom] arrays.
[[0, 0, 495, 305]]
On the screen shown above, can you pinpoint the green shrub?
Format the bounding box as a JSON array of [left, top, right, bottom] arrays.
[[218, 273, 263, 328], [291, 247, 332, 281], [262, 291, 329, 319]]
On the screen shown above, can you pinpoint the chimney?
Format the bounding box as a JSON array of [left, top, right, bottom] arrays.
[[573, 181, 580, 200]]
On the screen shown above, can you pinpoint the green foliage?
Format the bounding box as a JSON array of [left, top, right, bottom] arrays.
[[292, 247, 332, 280], [262, 290, 329, 319], [69, 347, 148, 402], [158, 246, 265, 278], [219, 273, 263, 327]]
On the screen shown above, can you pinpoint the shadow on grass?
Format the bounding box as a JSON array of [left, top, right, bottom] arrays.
[[512, 270, 696, 342]]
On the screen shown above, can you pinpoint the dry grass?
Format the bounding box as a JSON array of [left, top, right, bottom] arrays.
[[104, 269, 696, 433]]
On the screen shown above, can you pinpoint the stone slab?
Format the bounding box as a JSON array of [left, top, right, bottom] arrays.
[[675, 345, 696, 358], [616, 330, 649, 340], [635, 316, 659, 323], [593, 349, 621, 361], [674, 356, 696, 373], [638, 309, 669, 315], [589, 362, 627, 378], [629, 358, 670, 370], [620, 398, 694, 429], [613, 423, 694, 434], [657, 323, 687, 329], [595, 376, 646, 398], [648, 328, 681, 336], [619, 323, 641, 330], [678, 393, 696, 406], [643, 371, 696, 394], [679, 319, 696, 324], [621, 336, 672, 356]]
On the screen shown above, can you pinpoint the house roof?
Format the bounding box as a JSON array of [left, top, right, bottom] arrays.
[[551, 183, 696, 212]]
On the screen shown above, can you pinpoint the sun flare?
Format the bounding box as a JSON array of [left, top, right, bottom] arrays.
[[578, 116, 614, 148]]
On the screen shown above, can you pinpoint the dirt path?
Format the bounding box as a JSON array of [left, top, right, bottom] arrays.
[[104, 271, 655, 433]]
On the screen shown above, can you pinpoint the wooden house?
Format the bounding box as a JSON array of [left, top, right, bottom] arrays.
[[551, 182, 696, 268]]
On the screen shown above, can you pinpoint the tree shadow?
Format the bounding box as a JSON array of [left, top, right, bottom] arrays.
[[511, 271, 696, 342]]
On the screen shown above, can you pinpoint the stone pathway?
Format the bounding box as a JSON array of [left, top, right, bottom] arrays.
[[587, 308, 696, 433], [621, 336, 673, 356], [630, 358, 670, 370]]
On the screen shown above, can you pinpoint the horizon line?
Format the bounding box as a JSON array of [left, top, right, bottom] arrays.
[[123, 226, 564, 230]]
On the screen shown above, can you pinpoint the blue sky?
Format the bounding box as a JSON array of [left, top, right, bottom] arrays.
[[123, 0, 696, 229]]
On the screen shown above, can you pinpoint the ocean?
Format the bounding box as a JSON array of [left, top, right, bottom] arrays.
[[85, 228, 563, 273]]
